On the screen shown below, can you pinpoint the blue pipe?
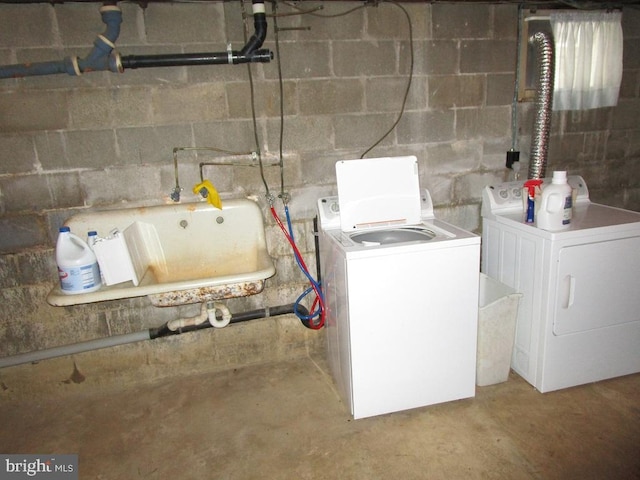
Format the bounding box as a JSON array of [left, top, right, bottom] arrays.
[[0, 4, 122, 79], [77, 6, 123, 74], [0, 2, 272, 79], [0, 59, 70, 78]]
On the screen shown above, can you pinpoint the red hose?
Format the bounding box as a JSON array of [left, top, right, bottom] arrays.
[[270, 207, 325, 329]]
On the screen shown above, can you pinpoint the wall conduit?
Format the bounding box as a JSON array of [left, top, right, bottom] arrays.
[[0, 303, 308, 369], [0, 0, 272, 80]]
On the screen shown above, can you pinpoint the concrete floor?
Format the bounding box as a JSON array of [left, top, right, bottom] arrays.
[[1, 354, 639, 480]]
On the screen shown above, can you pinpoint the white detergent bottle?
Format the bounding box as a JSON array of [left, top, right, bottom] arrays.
[[56, 226, 102, 294], [86, 230, 107, 284], [536, 170, 573, 231], [87, 230, 99, 248]]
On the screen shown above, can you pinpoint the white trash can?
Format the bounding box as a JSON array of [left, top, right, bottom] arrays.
[[476, 274, 522, 386]]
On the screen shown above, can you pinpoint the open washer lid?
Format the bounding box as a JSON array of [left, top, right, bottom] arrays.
[[336, 156, 421, 232]]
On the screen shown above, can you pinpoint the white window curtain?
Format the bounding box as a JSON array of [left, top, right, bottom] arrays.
[[550, 11, 623, 111]]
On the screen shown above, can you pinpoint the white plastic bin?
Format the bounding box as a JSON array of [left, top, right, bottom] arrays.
[[476, 274, 522, 386]]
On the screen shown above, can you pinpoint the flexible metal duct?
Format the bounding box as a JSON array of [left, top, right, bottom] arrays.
[[528, 31, 555, 180]]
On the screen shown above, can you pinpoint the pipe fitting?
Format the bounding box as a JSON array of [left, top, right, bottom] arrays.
[[119, 0, 271, 70], [77, 4, 122, 74], [167, 302, 210, 332], [240, 1, 268, 56], [0, 3, 122, 79], [208, 302, 232, 328], [166, 302, 232, 331], [0, 1, 270, 79]]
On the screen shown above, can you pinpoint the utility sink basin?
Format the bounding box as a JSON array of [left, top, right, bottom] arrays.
[[47, 199, 276, 307]]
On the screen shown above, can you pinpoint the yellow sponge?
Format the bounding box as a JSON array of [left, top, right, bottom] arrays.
[[192, 180, 222, 209]]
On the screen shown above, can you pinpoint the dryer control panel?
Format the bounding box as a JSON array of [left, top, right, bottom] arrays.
[[482, 175, 589, 218]]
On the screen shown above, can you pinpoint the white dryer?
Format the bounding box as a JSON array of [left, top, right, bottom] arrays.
[[317, 156, 480, 419], [482, 176, 640, 393]]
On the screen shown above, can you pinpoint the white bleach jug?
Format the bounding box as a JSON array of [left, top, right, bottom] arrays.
[[56, 226, 102, 294], [536, 171, 572, 231]]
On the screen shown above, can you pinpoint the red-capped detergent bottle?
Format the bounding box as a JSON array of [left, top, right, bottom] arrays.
[[536, 171, 572, 231], [56, 226, 102, 294]]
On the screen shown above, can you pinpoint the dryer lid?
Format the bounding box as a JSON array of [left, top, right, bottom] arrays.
[[336, 156, 421, 232]]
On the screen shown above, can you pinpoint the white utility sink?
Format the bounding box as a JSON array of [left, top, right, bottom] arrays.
[[47, 199, 276, 307]]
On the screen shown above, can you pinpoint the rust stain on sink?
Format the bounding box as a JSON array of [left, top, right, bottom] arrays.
[[148, 248, 259, 284], [148, 280, 265, 306]]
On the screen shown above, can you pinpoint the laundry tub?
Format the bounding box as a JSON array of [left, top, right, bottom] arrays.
[[477, 273, 522, 387]]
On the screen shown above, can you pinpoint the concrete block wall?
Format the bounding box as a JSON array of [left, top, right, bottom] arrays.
[[0, 1, 638, 397]]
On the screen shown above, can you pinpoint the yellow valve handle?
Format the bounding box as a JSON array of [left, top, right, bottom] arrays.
[[193, 180, 222, 210]]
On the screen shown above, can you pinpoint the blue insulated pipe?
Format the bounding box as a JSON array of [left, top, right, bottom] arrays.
[[0, 4, 122, 79], [76, 5, 123, 74], [0, 1, 272, 79]]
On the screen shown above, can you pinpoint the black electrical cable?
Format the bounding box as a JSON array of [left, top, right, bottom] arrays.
[[360, 1, 414, 159], [512, 4, 524, 152], [280, 1, 365, 18], [272, 0, 287, 200], [274, 0, 414, 160], [240, 0, 271, 200]]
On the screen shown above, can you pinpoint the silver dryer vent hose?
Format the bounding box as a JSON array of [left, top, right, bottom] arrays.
[[528, 31, 555, 180]]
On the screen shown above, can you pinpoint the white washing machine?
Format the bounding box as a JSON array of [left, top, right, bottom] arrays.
[[317, 156, 480, 419], [482, 176, 640, 393]]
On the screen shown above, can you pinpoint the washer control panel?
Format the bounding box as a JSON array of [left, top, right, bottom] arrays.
[[317, 197, 341, 230], [318, 189, 436, 230]]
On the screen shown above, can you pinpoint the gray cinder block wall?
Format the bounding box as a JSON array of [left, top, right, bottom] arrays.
[[0, 1, 639, 398]]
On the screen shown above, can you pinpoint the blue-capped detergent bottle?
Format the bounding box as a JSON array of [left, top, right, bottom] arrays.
[[56, 226, 102, 294]]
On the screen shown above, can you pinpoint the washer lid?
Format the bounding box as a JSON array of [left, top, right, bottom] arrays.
[[336, 156, 421, 232]]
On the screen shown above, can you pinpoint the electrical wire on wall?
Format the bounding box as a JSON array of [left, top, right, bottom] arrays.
[[506, 4, 524, 176], [240, 0, 415, 328], [240, 0, 273, 203], [271, 0, 325, 329], [279, 0, 414, 159], [360, 1, 414, 159], [512, 5, 524, 153], [241, 0, 325, 329]]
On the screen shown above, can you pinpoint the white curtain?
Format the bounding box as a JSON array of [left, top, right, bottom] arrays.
[[550, 11, 623, 111]]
